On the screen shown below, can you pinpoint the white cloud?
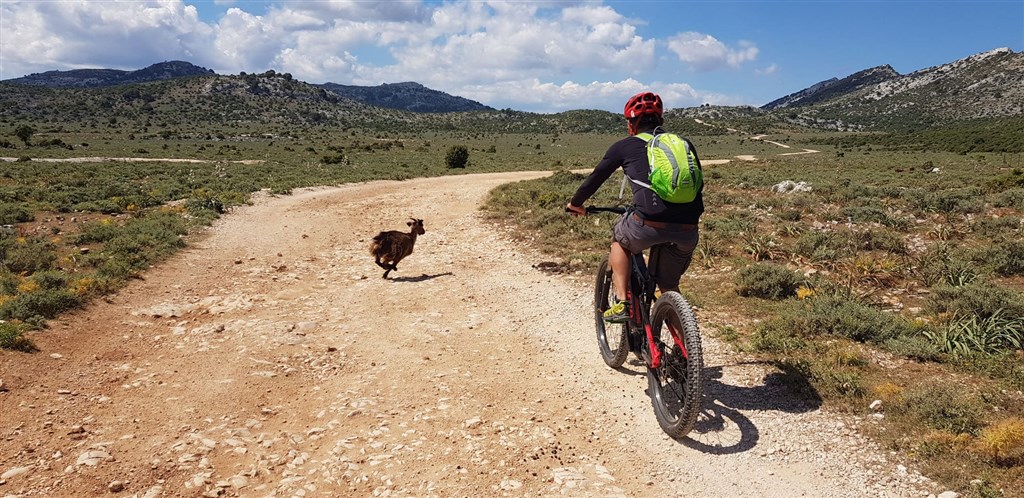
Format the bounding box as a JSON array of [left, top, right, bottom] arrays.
[[456, 78, 739, 114], [755, 63, 780, 76], [0, 0, 755, 112], [666, 32, 759, 71], [364, 2, 656, 87], [277, 0, 431, 22], [1, 0, 213, 74]]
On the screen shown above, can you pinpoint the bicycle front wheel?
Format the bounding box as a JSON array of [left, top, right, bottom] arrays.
[[594, 258, 628, 368], [647, 291, 703, 438]]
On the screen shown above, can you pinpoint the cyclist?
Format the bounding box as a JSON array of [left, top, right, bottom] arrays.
[[566, 91, 704, 323]]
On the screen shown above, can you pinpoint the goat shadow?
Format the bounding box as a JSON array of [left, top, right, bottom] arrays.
[[387, 272, 454, 283]]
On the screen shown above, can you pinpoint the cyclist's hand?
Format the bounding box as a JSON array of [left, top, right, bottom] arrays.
[[565, 203, 586, 217]]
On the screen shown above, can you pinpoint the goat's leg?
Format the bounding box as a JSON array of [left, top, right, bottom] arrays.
[[374, 257, 390, 270]]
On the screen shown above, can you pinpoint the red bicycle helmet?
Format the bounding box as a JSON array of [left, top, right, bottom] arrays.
[[624, 92, 663, 119]]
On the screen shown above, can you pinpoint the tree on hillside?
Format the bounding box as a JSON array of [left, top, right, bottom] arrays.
[[445, 145, 469, 169], [14, 125, 34, 146]]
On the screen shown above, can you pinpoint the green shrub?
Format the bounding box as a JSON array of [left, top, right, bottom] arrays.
[[895, 383, 984, 435], [972, 216, 1022, 238], [74, 219, 122, 244], [1, 236, 57, 274], [29, 270, 70, 290], [992, 187, 1024, 210], [985, 239, 1024, 277], [186, 189, 226, 215], [778, 209, 802, 221], [855, 227, 906, 254], [752, 325, 809, 353], [736, 263, 803, 300], [322, 154, 345, 164], [814, 369, 866, 399], [75, 210, 188, 281], [767, 359, 820, 399], [0, 202, 34, 224], [904, 187, 986, 218], [0, 288, 80, 321], [926, 282, 1024, 319], [841, 205, 890, 224], [445, 145, 469, 169], [882, 333, 943, 362], [0, 321, 36, 352], [794, 230, 852, 264], [702, 214, 755, 237], [0, 269, 17, 295], [765, 294, 913, 344]]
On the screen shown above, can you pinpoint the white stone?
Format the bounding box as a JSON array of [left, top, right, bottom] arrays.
[[499, 478, 522, 490], [1, 466, 32, 480], [76, 449, 112, 466], [140, 485, 164, 498]]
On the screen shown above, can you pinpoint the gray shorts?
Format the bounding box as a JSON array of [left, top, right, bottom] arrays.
[[612, 213, 699, 290]]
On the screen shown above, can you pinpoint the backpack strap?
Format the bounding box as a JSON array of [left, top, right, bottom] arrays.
[[621, 133, 656, 197]]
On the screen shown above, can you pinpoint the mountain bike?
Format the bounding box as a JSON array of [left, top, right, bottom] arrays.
[[585, 206, 704, 438]]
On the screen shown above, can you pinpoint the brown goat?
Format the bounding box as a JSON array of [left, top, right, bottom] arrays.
[[369, 218, 425, 279]]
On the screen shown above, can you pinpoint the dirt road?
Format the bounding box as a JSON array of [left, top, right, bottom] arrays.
[[1, 172, 942, 497]]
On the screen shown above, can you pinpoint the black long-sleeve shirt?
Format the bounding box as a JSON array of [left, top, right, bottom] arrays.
[[570, 134, 704, 224]]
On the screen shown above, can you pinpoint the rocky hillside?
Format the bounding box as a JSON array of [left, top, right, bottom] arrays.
[[772, 48, 1024, 130], [2, 62, 492, 114], [0, 72, 626, 134], [762, 65, 900, 110], [3, 61, 214, 88], [317, 81, 492, 113]]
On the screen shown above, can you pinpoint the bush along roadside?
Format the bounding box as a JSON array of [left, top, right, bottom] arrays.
[[0, 201, 220, 351]]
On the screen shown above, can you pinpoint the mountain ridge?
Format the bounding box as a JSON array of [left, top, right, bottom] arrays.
[[6, 61, 215, 88], [3, 62, 491, 114], [316, 81, 493, 113], [772, 47, 1023, 130], [2, 48, 1022, 130]]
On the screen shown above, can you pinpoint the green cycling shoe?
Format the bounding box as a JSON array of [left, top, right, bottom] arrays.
[[603, 299, 630, 323]]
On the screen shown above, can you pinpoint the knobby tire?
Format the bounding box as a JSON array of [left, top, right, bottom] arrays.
[[594, 258, 628, 368], [647, 291, 704, 438]]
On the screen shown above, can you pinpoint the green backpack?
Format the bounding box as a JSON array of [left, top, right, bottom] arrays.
[[628, 131, 703, 204]]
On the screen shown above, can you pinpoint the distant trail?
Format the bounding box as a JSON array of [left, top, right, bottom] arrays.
[[691, 119, 821, 163], [750, 134, 790, 148], [0, 156, 265, 164]]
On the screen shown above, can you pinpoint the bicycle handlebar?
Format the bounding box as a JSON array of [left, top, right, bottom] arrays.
[[565, 205, 627, 215]]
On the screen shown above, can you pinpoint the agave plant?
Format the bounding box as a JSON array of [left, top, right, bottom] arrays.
[[924, 309, 1024, 357]]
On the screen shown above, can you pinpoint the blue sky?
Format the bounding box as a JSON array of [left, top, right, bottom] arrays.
[[1, 0, 1021, 113]]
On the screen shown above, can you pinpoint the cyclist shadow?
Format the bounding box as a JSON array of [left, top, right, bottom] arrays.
[[680, 363, 823, 455], [389, 272, 454, 283]]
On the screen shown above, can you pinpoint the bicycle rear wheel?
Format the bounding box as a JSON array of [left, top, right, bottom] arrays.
[[594, 258, 628, 368], [647, 291, 703, 438]]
